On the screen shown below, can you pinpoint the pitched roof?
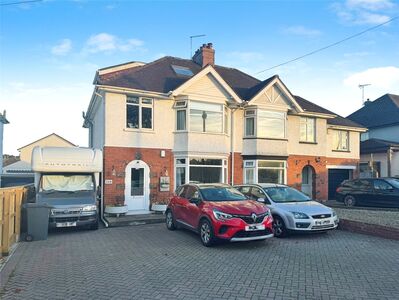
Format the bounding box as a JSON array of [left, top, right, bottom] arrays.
[[360, 138, 399, 154], [96, 56, 362, 129], [347, 94, 399, 128], [17, 133, 76, 151]]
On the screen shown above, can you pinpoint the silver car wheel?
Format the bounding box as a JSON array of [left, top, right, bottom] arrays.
[[273, 218, 284, 237], [344, 195, 356, 207], [166, 212, 173, 228], [200, 222, 211, 244]]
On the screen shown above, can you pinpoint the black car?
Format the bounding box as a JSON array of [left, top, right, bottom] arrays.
[[335, 177, 399, 208]]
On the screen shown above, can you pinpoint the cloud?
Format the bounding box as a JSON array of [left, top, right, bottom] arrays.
[[343, 66, 399, 89], [51, 39, 72, 55], [283, 26, 322, 37], [84, 33, 144, 53], [332, 0, 395, 24]]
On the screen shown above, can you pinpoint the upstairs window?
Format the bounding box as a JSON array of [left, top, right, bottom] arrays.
[[190, 102, 223, 133], [332, 130, 349, 151], [257, 110, 285, 139], [300, 117, 316, 142], [245, 110, 256, 137], [172, 65, 193, 77], [126, 96, 153, 130]]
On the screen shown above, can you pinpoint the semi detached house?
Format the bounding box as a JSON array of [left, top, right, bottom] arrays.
[[83, 43, 366, 214]]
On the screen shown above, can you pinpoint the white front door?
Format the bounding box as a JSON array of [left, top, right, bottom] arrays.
[[125, 160, 150, 213], [301, 166, 314, 198]]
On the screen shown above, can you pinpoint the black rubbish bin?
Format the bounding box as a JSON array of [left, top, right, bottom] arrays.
[[23, 203, 51, 241]]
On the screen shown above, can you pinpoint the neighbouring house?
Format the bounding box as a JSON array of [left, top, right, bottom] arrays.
[[347, 93, 399, 178], [2, 133, 76, 187], [83, 43, 366, 214], [0, 110, 10, 187]]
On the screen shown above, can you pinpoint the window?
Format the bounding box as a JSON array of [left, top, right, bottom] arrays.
[[224, 107, 229, 134], [190, 102, 223, 133], [257, 110, 285, 139], [131, 168, 144, 196], [373, 180, 393, 190], [172, 65, 194, 77], [258, 161, 285, 184], [176, 159, 186, 188], [176, 110, 186, 130], [126, 96, 153, 130], [244, 160, 256, 183], [332, 130, 349, 151], [245, 110, 255, 137], [300, 117, 316, 142], [173, 100, 187, 108], [251, 187, 265, 200]]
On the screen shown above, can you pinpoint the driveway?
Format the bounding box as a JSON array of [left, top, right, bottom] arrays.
[[1, 225, 399, 300]]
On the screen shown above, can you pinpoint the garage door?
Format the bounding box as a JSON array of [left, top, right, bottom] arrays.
[[328, 169, 350, 200]]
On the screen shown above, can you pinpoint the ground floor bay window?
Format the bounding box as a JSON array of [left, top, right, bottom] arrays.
[[244, 160, 286, 184], [175, 157, 228, 188]]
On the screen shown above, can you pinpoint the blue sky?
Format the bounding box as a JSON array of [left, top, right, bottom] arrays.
[[1, 0, 398, 154]]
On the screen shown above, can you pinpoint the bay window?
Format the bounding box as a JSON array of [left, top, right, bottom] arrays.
[[300, 117, 316, 142], [332, 130, 349, 151], [126, 96, 153, 130], [244, 160, 286, 184], [244, 109, 286, 139]]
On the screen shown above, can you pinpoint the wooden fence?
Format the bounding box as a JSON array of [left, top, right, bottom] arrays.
[[0, 186, 29, 257]]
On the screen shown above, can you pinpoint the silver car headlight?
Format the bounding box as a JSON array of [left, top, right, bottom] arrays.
[[213, 210, 233, 220], [332, 210, 337, 217], [290, 211, 310, 219], [82, 205, 97, 211]]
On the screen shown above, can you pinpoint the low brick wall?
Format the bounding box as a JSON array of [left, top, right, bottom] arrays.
[[339, 219, 399, 240]]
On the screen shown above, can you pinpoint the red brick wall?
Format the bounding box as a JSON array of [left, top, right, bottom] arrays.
[[228, 152, 243, 185], [103, 146, 174, 207], [287, 155, 359, 201]]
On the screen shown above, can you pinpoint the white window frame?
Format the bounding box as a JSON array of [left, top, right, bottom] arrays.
[[332, 130, 350, 151], [243, 160, 287, 184], [244, 109, 256, 137], [300, 117, 316, 143], [126, 96, 154, 130], [244, 109, 286, 139]]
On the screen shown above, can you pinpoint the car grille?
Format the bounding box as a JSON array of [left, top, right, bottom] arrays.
[[311, 224, 335, 230], [312, 214, 331, 219], [51, 208, 82, 215], [49, 216, 93, 223], [233, 228, 273, 238], [232, 212, 268, 224]]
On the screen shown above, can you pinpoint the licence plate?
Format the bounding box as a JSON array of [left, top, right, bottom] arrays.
[[245, 224, 265, 231], [315, 220, 330, 225], [56, 222, 77, 228]]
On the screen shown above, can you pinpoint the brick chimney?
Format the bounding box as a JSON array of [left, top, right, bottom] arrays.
[[192, 43, 215, 67]]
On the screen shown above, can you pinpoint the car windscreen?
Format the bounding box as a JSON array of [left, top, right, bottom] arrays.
[[264, 186, 311, 203], [41, 174, 94, 193], [386, 178, 399, 189], [200, 186, 247, 201]]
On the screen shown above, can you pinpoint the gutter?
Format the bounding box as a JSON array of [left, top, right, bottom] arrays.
[[100, 175, 109, 227]]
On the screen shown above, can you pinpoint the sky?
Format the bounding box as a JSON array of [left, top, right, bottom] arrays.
[[1, 0, 398, 155]]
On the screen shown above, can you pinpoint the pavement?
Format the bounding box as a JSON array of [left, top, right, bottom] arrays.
[[1, 224, 399, 300]]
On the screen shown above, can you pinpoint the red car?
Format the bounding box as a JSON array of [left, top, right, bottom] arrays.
[[166, 183, 274, 246]]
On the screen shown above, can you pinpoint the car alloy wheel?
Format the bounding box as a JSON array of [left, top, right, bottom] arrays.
[[344, 195, 356, 207], [272, 216, 287, 238], [165, 210, 176, 230], [200, 219, 214, 246]]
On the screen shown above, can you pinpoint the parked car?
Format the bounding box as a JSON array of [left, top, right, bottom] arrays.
[[165, 183, 273, 246], [335, 177, 399, 208], [235, 184, 338, 237]]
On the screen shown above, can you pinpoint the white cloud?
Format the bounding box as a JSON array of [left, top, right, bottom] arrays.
[[332, 0, 395, 24], [343, 66, 399, 89], [51, 39, 72, 55], [283, 26, 322, 37], [84, 33, 144, 53]]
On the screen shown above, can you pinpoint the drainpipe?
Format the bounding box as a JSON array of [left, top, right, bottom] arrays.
[[100, 173, 109, 227], [230, 109, 235, 185], [387, 147, 392, 177]]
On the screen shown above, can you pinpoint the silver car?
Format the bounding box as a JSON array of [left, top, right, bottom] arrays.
[[235, 184, 339, 237]]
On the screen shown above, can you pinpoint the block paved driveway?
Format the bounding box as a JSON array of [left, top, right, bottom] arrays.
[[1, 224, 399, 300]]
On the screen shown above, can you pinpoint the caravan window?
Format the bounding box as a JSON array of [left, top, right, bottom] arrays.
[[41, 175, 94, 192]]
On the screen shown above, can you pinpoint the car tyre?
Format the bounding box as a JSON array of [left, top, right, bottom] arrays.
[[344, 195, 356, 207], [165, 210, 177, 231], [199, 219, 215, 247], [272, 216, 288, 238]]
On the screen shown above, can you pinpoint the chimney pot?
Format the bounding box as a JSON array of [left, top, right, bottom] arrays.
[[192, 42, 215, 67]]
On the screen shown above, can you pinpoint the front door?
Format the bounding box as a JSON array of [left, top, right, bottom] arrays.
[[125, 160, 150, 213], [301, 166, 314, 198]]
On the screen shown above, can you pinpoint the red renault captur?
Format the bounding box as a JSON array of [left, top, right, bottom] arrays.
[[166, 183, 273, 246]]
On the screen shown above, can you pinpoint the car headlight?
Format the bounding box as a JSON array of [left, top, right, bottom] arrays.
[[332, 210, 337, 217], [290, 211, 309, 219], [213, 210, 233, 220], [82, 205, 97, 211]]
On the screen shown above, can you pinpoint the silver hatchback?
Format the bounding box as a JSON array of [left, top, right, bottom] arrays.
[[235, 184, 339, 237]]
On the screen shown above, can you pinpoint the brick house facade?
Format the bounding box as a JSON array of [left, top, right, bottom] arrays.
[[84, 43, 366, 214]]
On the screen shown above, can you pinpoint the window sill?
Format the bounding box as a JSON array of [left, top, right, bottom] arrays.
[[124, 128, 155, 133], [299, 141, 317, 145], [243, 137, 288, 141], [173, 131, 229, 137], [332, 149, 351, 153]]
